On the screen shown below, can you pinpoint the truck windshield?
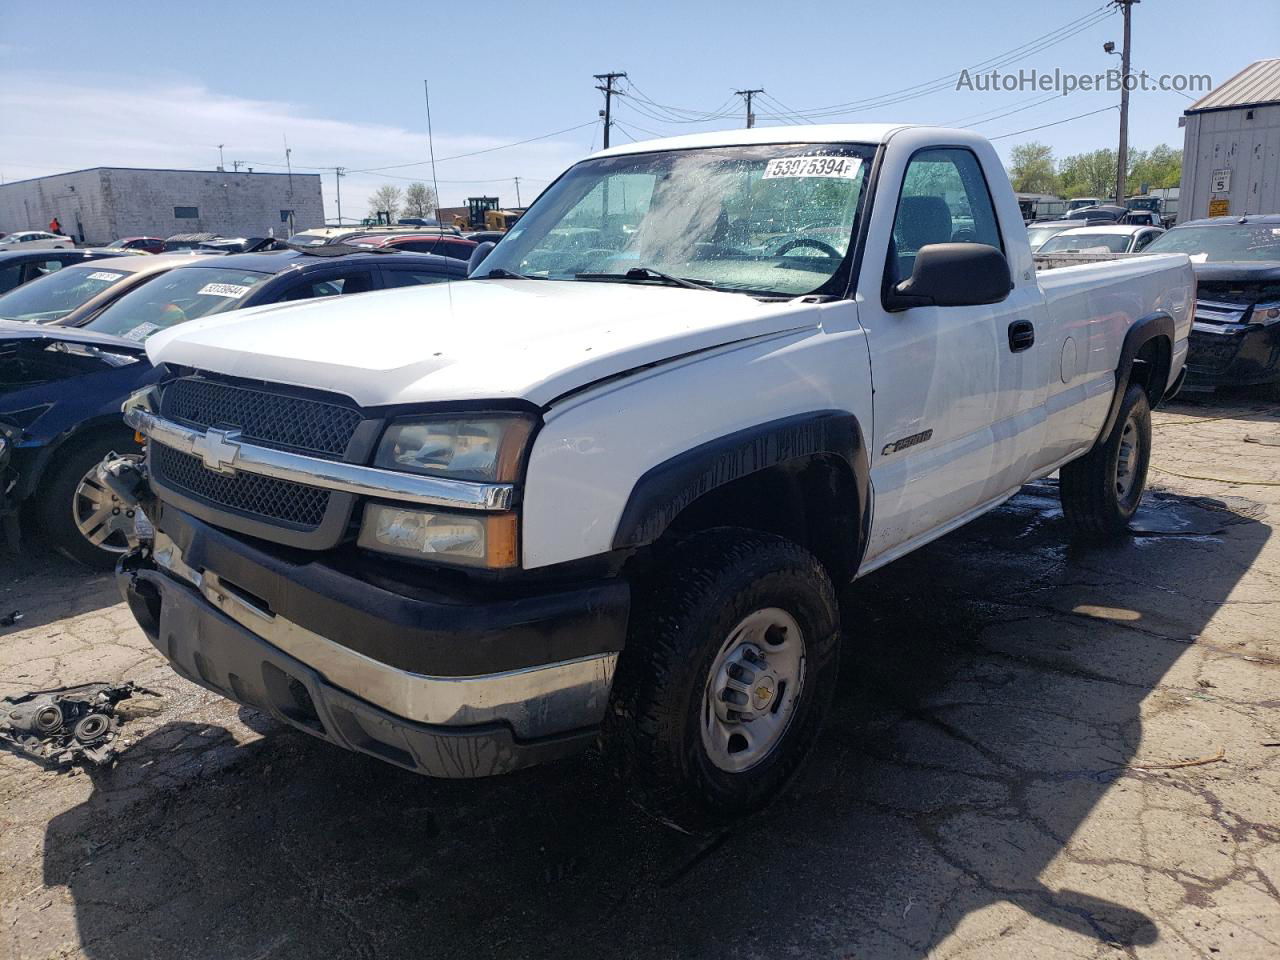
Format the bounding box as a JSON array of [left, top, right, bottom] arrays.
[[82, 266, 272, 341], [479, 142, 875, 297], [1143, 225, 1280, 263]]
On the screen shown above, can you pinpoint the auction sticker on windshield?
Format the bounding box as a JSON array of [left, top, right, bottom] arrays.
[[763, 156, 862, 180], [197, 282, 252, 298], [120, 321, 160, 342], [86, 271, 125, 282]]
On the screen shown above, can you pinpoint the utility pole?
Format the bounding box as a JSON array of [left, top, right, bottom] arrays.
[[334, 167, 345, 224], [594, 72, 627, 149], [1112, 0, 1138, 205], [513, 176, 522, 207], [217, 144, 225, 171], [231, 160, 244, 173], [735, 89, 764, 129], [284, 145, 293, 197]]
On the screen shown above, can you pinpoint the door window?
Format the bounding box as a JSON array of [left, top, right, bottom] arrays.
[[279, 271, 375, 301], [889, 148, 1002, 285], [382, 268, 458, 288]]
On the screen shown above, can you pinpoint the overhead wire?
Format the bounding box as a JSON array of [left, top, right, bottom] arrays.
[[988, 103, 1119, 140], [761, 5, 1115, 120]]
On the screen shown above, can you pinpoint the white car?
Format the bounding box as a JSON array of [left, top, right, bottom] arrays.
[[1038, 224, 1166, 255], [0, 230, 73, 250], [114, 123, 1194, 825]]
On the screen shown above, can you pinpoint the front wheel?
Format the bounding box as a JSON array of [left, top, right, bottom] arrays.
[[1060, 382, 1152, 539], [34, 436, 146, 568], [605, 528, 840, 827]]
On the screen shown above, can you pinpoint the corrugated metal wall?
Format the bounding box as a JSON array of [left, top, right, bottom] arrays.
[[1179, 103, 1280, 220]]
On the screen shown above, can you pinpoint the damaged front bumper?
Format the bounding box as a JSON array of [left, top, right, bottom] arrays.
[[116, 504, 630, 779]]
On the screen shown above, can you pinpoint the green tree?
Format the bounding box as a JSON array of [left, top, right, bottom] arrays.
[[403, 182, 438, 218], [1058, 148, 1116, 200], [1007, 141, 1059, 194], [368, 184, 403, 223], [1128, 144, 1182, 192]]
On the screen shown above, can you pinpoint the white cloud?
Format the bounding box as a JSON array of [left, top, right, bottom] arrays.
[[1, 76, 593, 221]]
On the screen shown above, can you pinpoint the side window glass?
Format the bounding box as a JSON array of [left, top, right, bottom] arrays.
[[383, 269, 455, 288], [280, 272, 375, 302], [890, 148, 1002, 284], [38, 259, 64, 276], [1133, 232, 1154, 252]]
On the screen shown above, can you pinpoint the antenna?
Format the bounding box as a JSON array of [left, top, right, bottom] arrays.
[[424, 80, 442, 224]]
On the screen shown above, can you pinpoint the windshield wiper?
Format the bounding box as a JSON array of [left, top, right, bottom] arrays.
[[477, 267, 543, 280], [575, 266, 715, 291]]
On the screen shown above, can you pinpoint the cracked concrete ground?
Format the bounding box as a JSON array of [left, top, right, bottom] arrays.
[[1, 396, 1278, 960]]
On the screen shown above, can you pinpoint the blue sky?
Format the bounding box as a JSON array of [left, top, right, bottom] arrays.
[[2, 0, 1276, 221]]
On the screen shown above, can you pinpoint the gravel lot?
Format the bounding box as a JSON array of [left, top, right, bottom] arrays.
[[2, 397, 1278, 960]]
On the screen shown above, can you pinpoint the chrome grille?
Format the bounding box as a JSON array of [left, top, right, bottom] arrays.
[[155, 445, 330, 529], [162, 377, 362, 459]]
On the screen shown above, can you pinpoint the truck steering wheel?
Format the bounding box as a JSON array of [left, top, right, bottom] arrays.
[[774, 237, 841, 258]]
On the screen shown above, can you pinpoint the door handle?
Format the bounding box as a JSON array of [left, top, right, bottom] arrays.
[[1008, 320, 1035, 353]]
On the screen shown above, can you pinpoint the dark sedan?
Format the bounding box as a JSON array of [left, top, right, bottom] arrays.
[[0, 249, 132, 295], [1, 247, 466, 566], [1142, 215, 1280, 395]]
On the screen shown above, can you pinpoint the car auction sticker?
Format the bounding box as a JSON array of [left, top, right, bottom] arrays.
[[763, 156, 862, 180], [86, 271, 125, 282], [197, 282, 252, 298], [120, 322, 160, 342]]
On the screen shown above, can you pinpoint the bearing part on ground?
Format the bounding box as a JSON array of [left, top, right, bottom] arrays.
[[0, 681, 155, 767]]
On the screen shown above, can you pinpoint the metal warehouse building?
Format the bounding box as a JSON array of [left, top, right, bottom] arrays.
[[0, 167, 325, 245], [1179, 58, 1280, 221]]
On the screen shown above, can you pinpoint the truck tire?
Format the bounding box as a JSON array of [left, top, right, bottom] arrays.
[[605, 527, 840, 827], [33, 433, 145, 569], [1060, 382, 1151, 539]]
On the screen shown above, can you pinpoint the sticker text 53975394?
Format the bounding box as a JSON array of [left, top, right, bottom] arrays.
[[762, 156, 863, 180]]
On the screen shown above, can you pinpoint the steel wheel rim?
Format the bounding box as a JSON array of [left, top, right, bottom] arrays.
[[1115, 414, 1141, 505], [700, 607, 807, 774], [72, 459, 146, 554]]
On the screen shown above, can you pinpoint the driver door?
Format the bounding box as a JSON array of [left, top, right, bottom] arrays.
[[858, 147, 1046, 567]]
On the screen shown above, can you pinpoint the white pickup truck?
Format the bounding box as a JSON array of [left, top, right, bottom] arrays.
[[113, 124, 1194, 823]]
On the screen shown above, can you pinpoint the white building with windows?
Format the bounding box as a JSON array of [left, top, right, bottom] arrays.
[[0, 167, 325, 244]]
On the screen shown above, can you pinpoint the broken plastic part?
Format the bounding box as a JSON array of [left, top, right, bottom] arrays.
[[0, 681, 157, 767]]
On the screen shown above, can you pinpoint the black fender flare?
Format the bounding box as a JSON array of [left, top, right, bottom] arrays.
[[1100, 310, 1175, 439], [12, 415, 139, 503], [611, 410, 872, 572]]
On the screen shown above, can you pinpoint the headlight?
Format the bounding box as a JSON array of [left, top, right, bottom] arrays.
[[121, 384, 160, 417], [356, 503, 518, 568], [1249, 301, 1280, 325], [373, 413, 535, 483]]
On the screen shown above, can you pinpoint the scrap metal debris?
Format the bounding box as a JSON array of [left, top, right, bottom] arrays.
[[1, 681, 156, 767]]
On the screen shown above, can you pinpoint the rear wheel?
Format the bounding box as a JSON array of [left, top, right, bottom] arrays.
[[1060, 382, 1151, 539], [605, 528, 840, 827], [34, 434, 146, 568]]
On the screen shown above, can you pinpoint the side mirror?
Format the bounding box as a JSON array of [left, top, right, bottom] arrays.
[[467, 241, 496, 276], [885, 242, 1012, 312]]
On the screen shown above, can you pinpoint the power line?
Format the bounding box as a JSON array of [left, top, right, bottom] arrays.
[[945, 92, 1065, 128], [346, 121, 598, 174], [988, 103, 1119, 141], [760, 5, 1115, 120]]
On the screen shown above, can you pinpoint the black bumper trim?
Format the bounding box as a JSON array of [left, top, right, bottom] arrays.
[[149, 502, 630, 678], [123, 568, 595, 778]]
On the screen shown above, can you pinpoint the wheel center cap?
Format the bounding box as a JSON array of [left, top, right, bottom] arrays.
[[752, 675, 777, 710]]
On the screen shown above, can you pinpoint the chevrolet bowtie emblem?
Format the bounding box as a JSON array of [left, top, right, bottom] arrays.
[[194, 428, 242, 475], [755, 685, 772, 703]]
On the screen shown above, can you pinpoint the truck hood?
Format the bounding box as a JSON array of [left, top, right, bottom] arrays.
[[1191, 261, 1280, 284], [144, 279, 818, 407]]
